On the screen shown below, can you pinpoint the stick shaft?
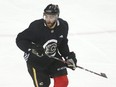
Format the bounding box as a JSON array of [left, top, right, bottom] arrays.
[[76, 66, 107, 78], [47, 55, 107, 78]]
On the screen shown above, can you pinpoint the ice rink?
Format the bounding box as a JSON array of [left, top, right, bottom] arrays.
[[0, 0, 116, 87]]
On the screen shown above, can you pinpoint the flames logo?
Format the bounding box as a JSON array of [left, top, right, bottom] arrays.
[[43, 39, 57, 56]]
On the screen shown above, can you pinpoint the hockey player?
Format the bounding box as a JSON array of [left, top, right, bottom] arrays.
[[16, 4, 77, 87]]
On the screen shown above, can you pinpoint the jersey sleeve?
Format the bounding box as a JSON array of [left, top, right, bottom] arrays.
[[16, 22, 36, 53], [58, 38, 70, 58], [58, 20, 70, 58]]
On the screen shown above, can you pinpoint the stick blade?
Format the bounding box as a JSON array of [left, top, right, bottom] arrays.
[[100, 73, 108, 78]]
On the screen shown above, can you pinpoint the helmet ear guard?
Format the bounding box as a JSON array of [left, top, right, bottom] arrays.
[[44, 4, 60, 16]]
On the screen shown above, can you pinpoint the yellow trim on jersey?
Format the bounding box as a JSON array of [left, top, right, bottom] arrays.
[[32, 67, 39, 87]]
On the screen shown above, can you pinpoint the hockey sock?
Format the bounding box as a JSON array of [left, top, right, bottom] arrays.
[[53, 75, 69, 87]]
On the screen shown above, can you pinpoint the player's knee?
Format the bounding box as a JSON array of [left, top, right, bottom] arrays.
[[54, 75, 69, 87]]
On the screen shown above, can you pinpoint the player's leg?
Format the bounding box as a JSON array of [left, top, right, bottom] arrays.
[[27, 64, 50, 87], [54, 75, 69, 87], [48, 60, 68, 87]]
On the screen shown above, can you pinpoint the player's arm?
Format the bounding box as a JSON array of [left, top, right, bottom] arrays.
[[16, 21, 45, 57], [16, 29, 33, 53], [58, 21, 77, 70]]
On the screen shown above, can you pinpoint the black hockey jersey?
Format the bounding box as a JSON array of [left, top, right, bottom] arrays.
[[16, 18, 70, 67]]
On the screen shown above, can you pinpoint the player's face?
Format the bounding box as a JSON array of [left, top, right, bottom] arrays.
[[44, 14, 58, 28]]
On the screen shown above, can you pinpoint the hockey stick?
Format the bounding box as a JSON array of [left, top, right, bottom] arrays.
[[76, 65, 107, 78], [46, 55, 108, 78]]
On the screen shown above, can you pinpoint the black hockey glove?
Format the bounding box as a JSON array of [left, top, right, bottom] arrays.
[[28, 43, 45, 57], [65, 52, 77, 70]]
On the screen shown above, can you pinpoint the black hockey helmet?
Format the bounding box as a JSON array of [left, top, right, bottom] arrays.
[[44, 4, 60, 15]]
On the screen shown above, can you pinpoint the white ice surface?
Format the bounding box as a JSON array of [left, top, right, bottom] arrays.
[[0, 0, 116, 87]]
